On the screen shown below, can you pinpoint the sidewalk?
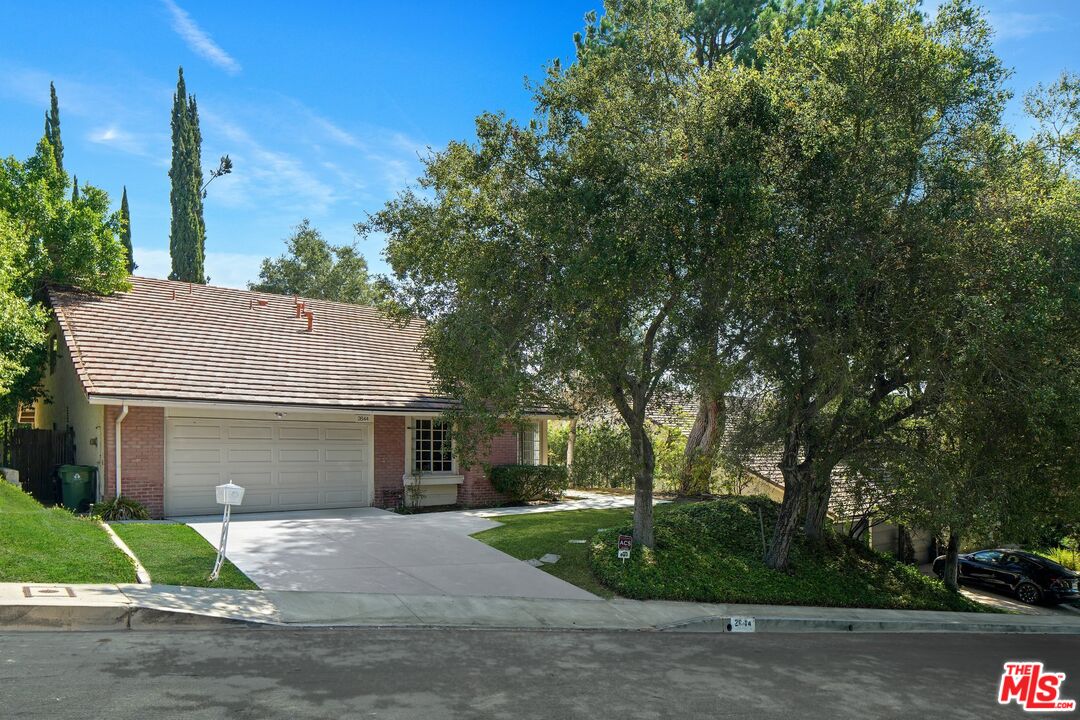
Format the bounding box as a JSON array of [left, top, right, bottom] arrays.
[[4, 582, 1080, 634]]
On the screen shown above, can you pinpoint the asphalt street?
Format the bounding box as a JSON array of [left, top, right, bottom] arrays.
[[1, 627, 1077, 719]]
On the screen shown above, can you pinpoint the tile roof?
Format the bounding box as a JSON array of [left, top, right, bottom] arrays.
[[48, 276, 458, 412]]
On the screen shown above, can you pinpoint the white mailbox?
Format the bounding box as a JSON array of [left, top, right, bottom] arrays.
[[215, 482, 245, 506]]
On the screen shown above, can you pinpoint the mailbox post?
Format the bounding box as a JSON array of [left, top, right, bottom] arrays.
[[209, 482, 245, 582]]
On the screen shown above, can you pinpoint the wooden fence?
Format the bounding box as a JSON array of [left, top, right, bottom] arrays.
[[1, 427, 75, 505]]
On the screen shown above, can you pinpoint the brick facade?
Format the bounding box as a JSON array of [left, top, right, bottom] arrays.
[[457, 429, 518, 507], [373, 414, 406, 509], [102, 405, 166, 518], [372, 414, 521, 508]]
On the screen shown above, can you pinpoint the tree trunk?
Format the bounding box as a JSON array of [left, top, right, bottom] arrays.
[[764, 463, 811, 569], [565, 416, 577, 484], [629, 418, 656, 548], [803, 467, 833, 540], [678, 394, 723, 496], [943, 530, 960, 592]]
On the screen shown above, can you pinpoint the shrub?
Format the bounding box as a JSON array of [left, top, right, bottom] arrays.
[[91, 495, 150, 521], [489, 464, 568, 502], [548, 420, 686, 491]]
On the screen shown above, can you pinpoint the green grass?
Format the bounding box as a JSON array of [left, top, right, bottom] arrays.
[[475, 496, 989, 612], [0, 482, 136, 583], [110, 523, 258, 590], [474, 508, 637, 597], [591, 496, 988, 611]]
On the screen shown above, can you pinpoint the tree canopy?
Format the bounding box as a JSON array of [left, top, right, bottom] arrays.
[[249, 219, 375, 304], [168, 67, 206, 284], [0, 115, 130, 417]]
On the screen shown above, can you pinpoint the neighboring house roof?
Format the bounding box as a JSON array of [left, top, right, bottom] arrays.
[[47, 276, 458, 412]]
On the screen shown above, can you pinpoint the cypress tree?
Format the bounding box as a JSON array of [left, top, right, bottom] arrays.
[[46, 82, 64, 174], [71, 174, 79, 203], [120, 186, 135, 274], [168, 67, 206, 283]]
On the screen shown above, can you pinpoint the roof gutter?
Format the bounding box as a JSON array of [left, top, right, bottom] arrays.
[[114, 402, 129, 499], [83, 394, 561, 418]]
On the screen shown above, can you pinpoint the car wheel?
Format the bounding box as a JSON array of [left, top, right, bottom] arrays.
[[1016, 582, 1042, 605]]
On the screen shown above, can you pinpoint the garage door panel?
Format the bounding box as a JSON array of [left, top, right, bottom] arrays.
[[325, 449, 364, 462], [173, 448, 223, 463], [227, 448, 273, 463], [279, 470, 319, 485], [325, 426, 366, 441], [278, 490, 321, 506], [279, 427, 320, 441], [171, 425, 222, 440], [325, 490, 368, 504], [228, 425, 273, 440], [279, 448, 320, 463], [166, 416, 373, 516]]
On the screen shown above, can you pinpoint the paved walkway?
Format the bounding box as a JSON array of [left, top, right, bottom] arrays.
[[178, 507, 595, 600], [4, 582, 1080, 634]]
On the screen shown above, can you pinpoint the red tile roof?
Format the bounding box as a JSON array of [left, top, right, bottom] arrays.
[[48, 276, 457, 412]]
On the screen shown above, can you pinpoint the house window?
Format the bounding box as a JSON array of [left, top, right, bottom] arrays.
[[518, 421, 541, 465], [413, 419, 453, 474], [49, 336, 58, 374]]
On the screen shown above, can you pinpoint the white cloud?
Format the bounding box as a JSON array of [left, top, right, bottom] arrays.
[[133, 246, 264, 289], [162, 0, 242, 75], [87, 124, 153, 157], [201, 109, 338, 212]]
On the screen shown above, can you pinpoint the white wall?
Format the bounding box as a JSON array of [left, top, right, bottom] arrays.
[[35, 322, 104, 494]]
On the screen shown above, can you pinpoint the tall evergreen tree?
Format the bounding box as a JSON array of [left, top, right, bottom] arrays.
[[168, 67, 206, 283], [70, 174, 78, 203], [44, 82, 64, 175], [120, 186, 135, 274]]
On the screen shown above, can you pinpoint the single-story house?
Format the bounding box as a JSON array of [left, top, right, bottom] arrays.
[[30, 276, 550, 518]]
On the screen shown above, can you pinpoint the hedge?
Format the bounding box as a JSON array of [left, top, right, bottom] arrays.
[[489, 464, 569, 502]]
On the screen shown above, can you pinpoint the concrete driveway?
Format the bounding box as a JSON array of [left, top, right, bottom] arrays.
[[181, 508, 596, 601]]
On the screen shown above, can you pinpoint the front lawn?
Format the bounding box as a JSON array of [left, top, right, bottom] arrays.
[[592, 496, 987, 611], [474, 508, 637, 597], [0, 482, 136, 583], [110, 523, 258, 590]]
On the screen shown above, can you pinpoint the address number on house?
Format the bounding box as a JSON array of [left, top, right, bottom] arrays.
[[356, 415, 372, 423], [729, 617, 756, 633]]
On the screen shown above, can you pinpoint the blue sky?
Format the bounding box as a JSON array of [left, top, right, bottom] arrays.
[[1, 1, 1077, 288]]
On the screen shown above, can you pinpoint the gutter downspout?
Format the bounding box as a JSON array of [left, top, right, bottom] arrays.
[[114, 403, 129, 499]]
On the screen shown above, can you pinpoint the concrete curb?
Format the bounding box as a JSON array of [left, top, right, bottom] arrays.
[[0, 604, 251, 631], [2, 583, 1079, 635]]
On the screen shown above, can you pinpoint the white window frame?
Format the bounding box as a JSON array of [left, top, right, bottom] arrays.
[[404, 416, 463, 485]]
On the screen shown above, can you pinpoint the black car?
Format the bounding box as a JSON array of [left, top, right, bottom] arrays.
[[932, 549, 1080, 605]]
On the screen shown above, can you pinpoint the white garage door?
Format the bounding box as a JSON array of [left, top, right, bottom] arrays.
[[165, 416, 373, 516]]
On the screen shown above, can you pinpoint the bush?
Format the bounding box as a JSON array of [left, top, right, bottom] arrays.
[[489, 464, 568, 502], [91, 495, 150, 521], [548, 420, 686, 491]]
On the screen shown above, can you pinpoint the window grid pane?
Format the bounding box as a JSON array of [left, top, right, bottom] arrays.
[[414, 419, 452, 474]]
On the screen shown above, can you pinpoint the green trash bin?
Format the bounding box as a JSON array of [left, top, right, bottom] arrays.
[[57, 465, 96, 513]]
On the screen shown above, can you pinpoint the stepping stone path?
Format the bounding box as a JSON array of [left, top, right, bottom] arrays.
[[539, 554, 561, 564], [526, 559, 544, 567], [568, 539, 586, 544]]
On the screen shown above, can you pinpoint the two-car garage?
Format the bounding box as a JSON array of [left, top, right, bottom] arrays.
[[164, 412, 374, 516]]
